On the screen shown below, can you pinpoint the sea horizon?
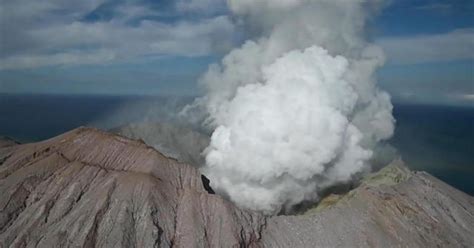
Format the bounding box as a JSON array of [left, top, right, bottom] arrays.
[[1, 93, 473, 196]]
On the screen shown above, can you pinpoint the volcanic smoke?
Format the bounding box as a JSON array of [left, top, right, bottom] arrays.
[[188, 0, 395, 214]]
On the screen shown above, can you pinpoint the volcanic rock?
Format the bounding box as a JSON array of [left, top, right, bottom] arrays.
[[111, 122, 209, 168], [0, 128, 263, 247], [1, 128, 473, 247], [262, 160, 474, 247], [0, 137, 19, 149]]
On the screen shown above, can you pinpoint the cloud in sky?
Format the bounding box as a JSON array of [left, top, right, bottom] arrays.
[[1, 0, 473, 70], [0, 0, 473, 107], [0, 0, 234, 70], [415, 3, 452, 12], [378, 29, 474, 64], [176, 0, 227, 14]]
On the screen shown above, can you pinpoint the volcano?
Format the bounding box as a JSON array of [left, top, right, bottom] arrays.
[[1, 127, 473, 247]]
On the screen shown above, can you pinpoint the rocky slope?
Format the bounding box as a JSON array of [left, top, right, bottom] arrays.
[[1, 128, 473, 247], [0, 128, 263, 247], [0, 137, 19, 149], [111, 122, 209, 168], [263, 161, 474, 247]]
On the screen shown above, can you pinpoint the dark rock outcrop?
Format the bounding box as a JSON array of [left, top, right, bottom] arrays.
[[1, 128, 473, 247]]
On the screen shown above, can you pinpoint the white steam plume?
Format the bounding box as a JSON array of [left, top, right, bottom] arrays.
[[188, 0, 395, 214]]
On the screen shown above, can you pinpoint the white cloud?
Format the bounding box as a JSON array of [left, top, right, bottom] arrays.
[[415, 3, 452, 11], [378, 29, 474, 64], [0, 0, 234, 70], [0, 51, 116, 70], [176, 0, 226, 14]]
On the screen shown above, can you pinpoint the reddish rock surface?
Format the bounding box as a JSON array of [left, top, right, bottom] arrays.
[[1, 127, 473, 247], [0, 128, 264, 247]]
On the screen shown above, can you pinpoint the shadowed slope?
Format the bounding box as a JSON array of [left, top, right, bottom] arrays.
[[111, 122, 209, 168], [0, 137, 19, 149]]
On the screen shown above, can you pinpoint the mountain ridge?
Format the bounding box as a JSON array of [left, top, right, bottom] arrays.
[[1, 127, 473, 247]]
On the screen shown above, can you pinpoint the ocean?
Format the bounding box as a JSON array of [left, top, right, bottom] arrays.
[[391, 103, 474, 195], [1, 94, 473, 195]]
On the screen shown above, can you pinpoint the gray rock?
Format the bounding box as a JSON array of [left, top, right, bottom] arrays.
[[262, 160, 474, 247], [1, 128, 473, 247], [0, 137, 19, 149], [0, 128, 263, 248], [111, 122, 209, 168]]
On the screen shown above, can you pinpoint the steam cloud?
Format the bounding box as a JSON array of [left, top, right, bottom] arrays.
[[188, 0, 395, 214]]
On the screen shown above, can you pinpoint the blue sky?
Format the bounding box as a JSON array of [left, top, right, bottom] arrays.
[[0, 0, 473, 106]]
